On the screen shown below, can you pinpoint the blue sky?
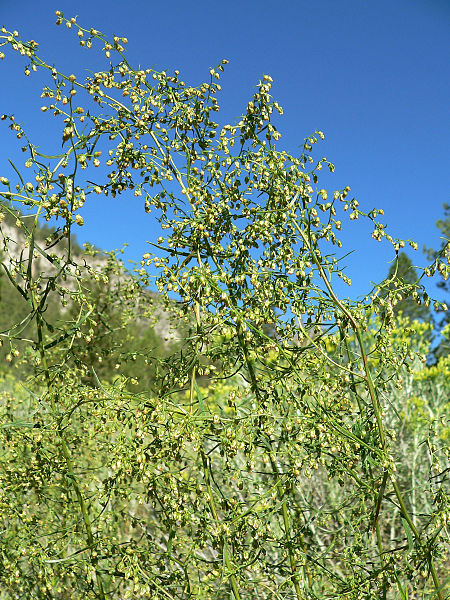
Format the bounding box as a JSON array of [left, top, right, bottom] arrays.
[[1, 0, 449, 301]]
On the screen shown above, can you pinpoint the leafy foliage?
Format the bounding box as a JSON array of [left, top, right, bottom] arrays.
[[0, 13, 449, 600]]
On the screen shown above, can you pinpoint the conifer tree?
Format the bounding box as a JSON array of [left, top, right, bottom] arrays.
[[425, 203, 450, 359], [380, 251, 431, 322]]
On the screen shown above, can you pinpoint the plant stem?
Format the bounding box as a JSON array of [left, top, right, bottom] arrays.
[[33, 302, 106, 600], [235, 324, 304, 600], [200, 447, 242, 600], [189, 299, 242, 600], [293, 219, 444, 599]]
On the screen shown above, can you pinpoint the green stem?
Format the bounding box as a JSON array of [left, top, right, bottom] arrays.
[[293, 220, 444, 599], [189, 300, 241, 600], [235, 324, 304, 599], [391, 480, 443, 600], [33, 301, 106, 600], [376, 523, 388, 600], [269, 454, 308, 599], [200, 447, 242, 600]]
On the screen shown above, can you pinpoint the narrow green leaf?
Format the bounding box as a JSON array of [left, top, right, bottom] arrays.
[[401, 517, 414, 552]]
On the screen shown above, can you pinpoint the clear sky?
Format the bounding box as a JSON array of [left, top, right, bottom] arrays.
[[1, 0, 449, 301]]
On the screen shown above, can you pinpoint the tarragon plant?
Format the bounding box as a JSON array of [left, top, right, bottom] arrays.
[[0, 12, 448, 600]]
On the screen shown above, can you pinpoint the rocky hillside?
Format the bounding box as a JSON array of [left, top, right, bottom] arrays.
[[0, 202, 180, 386]]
